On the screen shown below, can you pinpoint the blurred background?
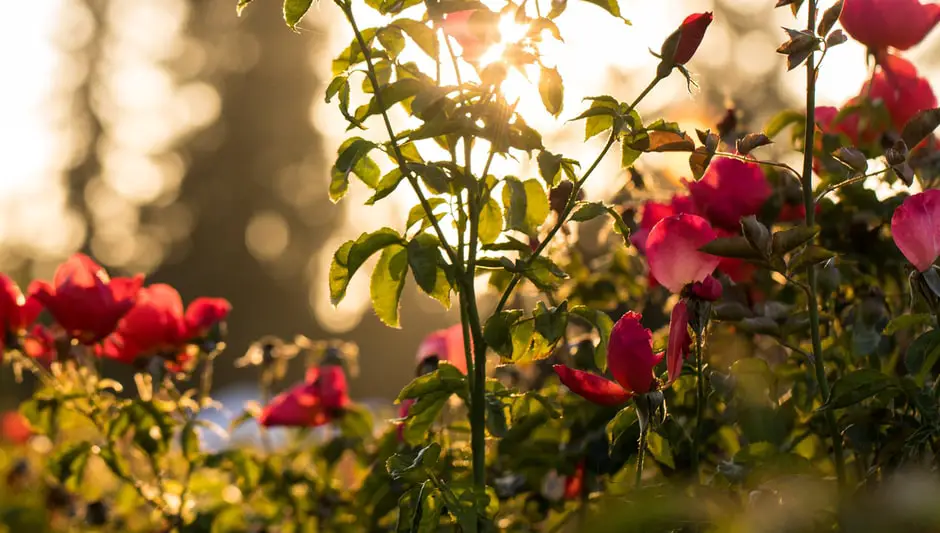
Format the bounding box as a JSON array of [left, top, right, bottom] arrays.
[[2, 0, 938, 404]]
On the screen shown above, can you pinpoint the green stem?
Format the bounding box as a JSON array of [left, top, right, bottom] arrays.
[[493, 74, 664, 314], [635, 429, 647, 488], [800, 0, 847, 489], [339, 0, 461, 273], [692, 332, 705, 479]]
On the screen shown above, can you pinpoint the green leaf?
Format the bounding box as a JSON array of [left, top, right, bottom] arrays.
[[884, 313, 933, 336], [537, 150, 563, 187], [330, 228, 404, 304], [700, 235, 766, 260], [646, 432, 675, 469], [400, 392, 449, 444], [508, 319, 553, 363], [407, 198, 447, 231], [606, 206, 632, 244], [398, 363, 468, 401], [283, 0, 314, 29], [621, 141, 641, 168], [787, 245, 836, 272], [502, 178, 549, 236], [415, 488, 444, 533], [357, 78, 426, 122], [370, 244, 410, 328], [377, 26, 406, 59], [571, 201, 608, 222], [538, 66, 564, 117], [387, 442, 442, 481], [337, 403, 376, 440], [905, 330, 940, 381], [484, 310, 523, 358], [366, 168, 406, 205], [479, 198, 503, 244], [570, 305, 614, 371], [366, 0, 423, 14], [820, 369, 897, 410], [606, 406, 638, 449], [51, 442, 92, 489], [407, 234, 452, 308], [765, 110, 804, 139], [534, 301, 568, 344], [485, 393, 509, 437], [901, 108, 940, 151], [393, 19, 439, 59], [579, 0, 629, 23], [772, 225, 820, 256], [236, 0, 255, 16], [331, 137, 380, 202]]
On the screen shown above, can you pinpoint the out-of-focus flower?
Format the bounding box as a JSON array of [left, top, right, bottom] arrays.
[[686, 157, 771, 232], [0, 274, 42, 351], [553, 310, 688, 405], [672, 12, 713, 65], [23, 325, 56, 366], [30, 254, 142, 344], [646, 214, 721, 294], [184, 297, 232, 340], [396, 398, 415, 442], [563, 461, 585, 500], [0, 412, 31, 445], [863, 54, 938, 131], [891, 189, 940, 272], [259, 365, 350, 428], [441, 9, 499, 63], [415, 324, 468, 374], [841, 0, 940, 51], [690, 275, 723, 301]]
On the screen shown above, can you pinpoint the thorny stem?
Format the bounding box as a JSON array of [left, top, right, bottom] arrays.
[[800, 0, 847, 489], [494, 74, 665, 314], [339, 0, 461, 273]]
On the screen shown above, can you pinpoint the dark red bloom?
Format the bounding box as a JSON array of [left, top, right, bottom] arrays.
[[686, 157, 771, 232], [841, 0, 940, 51], [690, 275, 723, 301], [0, 274, 42, 350], [30, 254, 142, 344], [259, 366, 350, 428], [184, 297, 231, 340], [553, 310, 688, 406], [99, 284, 188, 364], [863, 54, 938, 131], [1, 412, 31, 445], [673, 12, 713, 65]]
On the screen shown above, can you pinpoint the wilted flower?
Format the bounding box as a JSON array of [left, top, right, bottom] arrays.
[[30, 254, 142, 344], [891, 189, 940, 272], [553, 311, 687, 405], [686, 157, 771, 232], [841, 0, 940, 51], [646, 214, 721, 294], [259, 365, 350, 428]]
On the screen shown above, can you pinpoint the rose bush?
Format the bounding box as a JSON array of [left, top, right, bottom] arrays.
[[0, 0, 939, 531]]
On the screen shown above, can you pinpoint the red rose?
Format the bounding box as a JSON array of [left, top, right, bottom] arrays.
[[0, 274, 42, 350], [99, 284, 188, 365], [259, 365, 350, 428], [441, 10, 499, 63], [415, 324, 468, 374], [646, 214, 721, 294], [30, 254, 142, 344], [891, 189, 940, 272], [673, 12, 713, 65], [563, 461, 585, 500], [863, 54, 938, 131], [666, 301, 691, 385], [23, 325, 57, 366], [686, 157, 771, 231], [841, 0, 940, 51], [184, 297, 232, 340], [690, 275, 723, 301]]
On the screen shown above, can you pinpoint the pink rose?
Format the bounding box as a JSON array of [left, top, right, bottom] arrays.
[[686, 157, 771, 231], [415, 324, 468, 374], [891, 189, 940, 272], [646, 214, 721, 294], [863, 54, 938, 131]]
